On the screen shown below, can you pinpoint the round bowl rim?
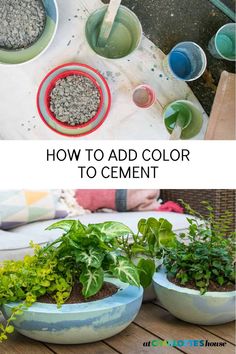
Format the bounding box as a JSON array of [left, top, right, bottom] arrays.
[[85, 4, 143, 61], [132, 84, 156, 109], [4, 277, 143, 314], [44, 69, 104, 129], [36, 62, 112, 137], [0, 0, 59, 66], [153, 267, 236, 297], [214, 23, 236, 62], [163, 99, 196, 131], [167, 41, 207, 81]]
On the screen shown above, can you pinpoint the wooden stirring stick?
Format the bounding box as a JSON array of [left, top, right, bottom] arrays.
[[169, 112, 185, 140], [97, 0, 122, 47]]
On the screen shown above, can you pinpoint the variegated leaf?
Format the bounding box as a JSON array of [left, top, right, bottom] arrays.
[[75, 247, 104, 268], [46, 220, 86, 234], [80, 267, 104, 298], [46, 220, 75, 232], [89, 222, 132, 241], [111, 256, 140, 287]]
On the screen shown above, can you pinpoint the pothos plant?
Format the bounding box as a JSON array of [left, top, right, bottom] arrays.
[[0, 217, 176, 341], [163, 201, 236, 294]]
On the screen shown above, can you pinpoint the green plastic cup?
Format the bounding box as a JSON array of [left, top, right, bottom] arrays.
[[208, 23, 236, 61], [85, 5, 142, 59], [163, 100, 203, 139]]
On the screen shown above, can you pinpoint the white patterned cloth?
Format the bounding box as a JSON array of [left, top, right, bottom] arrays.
[[0, 0, 208, 140], [59, 189, 89, 217]]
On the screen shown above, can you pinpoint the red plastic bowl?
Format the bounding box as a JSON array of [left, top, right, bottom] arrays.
[[44, 70, 104, 129]]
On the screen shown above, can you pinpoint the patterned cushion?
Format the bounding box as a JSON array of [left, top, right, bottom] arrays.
[[0, 190, 68, 230]]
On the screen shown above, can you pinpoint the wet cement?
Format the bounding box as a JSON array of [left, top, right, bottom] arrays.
[[102, 0, 235, 115]]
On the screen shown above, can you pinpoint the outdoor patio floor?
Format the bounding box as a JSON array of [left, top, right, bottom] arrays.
[[0, 301, 235, 354]]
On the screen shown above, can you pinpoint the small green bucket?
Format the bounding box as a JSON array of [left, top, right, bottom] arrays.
[[208, 23, 236, 61], [163, 100, 203, 139], [85, 5, 142, 59]]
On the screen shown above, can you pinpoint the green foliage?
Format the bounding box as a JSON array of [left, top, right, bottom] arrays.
[[163, 202, 236, 294], [3, 207, 232, 341], [0, 219, 142, 341], [110, 256, 140, 287], [75, 247, 104, 268], [89, 221, 133, 241], [0, 219, 155, 308], [137, 259, 156, 289], [42, 220, 141, 297], [0, 216, 176, 341], [80, 268, 104, 298], [117, 217, 176, 288]]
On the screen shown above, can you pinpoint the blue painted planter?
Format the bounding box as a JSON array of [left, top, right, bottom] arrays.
[[2, 278, 143, 344], [153, 268, 236, 325]]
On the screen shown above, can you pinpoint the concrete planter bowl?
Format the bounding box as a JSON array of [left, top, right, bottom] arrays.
[[2, 278, 143, 344], [143, 283, 156, 302], [153, 268, 235, 325]]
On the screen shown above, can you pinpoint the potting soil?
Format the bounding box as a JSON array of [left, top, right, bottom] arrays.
[[38, 282, 119, 304]]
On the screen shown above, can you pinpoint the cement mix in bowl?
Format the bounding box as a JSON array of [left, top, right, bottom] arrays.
[[0, 0, 46, 50], [49, 75, 101, 126], [0, 0, 58, 65]]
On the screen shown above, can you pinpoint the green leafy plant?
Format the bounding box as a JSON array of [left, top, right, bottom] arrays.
[[117, 217, 177, 288], [163, 201, 236, 294], [35, 219, 141, 298], [0, 220, 139, 341], [0, 217, 177, 342]]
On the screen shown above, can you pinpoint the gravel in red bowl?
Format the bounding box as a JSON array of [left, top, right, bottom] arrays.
[[44, 70, 104, 129]]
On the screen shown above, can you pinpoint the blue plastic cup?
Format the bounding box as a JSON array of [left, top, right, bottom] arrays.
[[208, 23, 236, 61], [163, 41, 207, 81]]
